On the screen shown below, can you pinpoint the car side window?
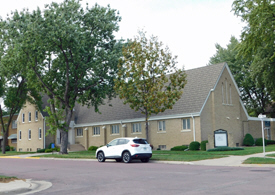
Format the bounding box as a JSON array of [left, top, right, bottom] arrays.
[[117, 139, 129, 145], [108, 139, 118, 146]]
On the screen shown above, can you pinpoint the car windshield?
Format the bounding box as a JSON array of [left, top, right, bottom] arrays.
[[133, 139, 148, 144]]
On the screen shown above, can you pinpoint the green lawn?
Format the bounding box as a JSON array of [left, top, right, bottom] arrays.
[[31, 145, 275, 162], [243, 157, 275, 164]]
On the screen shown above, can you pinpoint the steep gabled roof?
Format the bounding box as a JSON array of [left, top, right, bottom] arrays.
[[74, 62, 226, 125]]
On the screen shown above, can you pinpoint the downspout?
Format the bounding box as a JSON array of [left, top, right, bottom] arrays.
[[192, 115, 196, 141], [43, 118, 46, 149]]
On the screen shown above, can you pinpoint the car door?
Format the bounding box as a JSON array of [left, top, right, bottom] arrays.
[[104, 139, 118, 157]]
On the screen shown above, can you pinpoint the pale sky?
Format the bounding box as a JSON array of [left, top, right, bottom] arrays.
[[0, 0, 244, 70]]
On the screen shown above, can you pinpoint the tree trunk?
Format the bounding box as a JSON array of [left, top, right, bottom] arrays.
[[1, 130, 7, 154], [59, 106, 73, 154]]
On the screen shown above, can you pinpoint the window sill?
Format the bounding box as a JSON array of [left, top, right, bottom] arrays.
[[76, 136, 83, 137], [132, 132, 142, 134], [222, 103, 233, 106], [92, 135, 100, 137], [181, 130, 191, 132], [157, 131, 166, 134]]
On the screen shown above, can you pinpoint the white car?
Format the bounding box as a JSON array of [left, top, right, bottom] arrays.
[[96, 137, 152, 163]]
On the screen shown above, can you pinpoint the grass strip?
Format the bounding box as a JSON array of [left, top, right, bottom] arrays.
[[243, 157, 275, 164]]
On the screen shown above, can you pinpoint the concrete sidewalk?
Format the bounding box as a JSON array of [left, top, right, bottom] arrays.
[[190, 151, 275, 167]]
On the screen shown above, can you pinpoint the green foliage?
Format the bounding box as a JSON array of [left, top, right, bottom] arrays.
[[88, 146, 98, 151], [189, 141, 200, 151], [255, 138, 267, 146], [266, 140, 275, 145], [208, 36, 271, 116], [170, 145, 188, 151], [5, 145, 10, 151], [232, 0, 275, 103], [45, 149, 53, 153], [37, 149, 46, 153], [207, 147, 244, 152], [243, 133, 255, 146], [200, 140, 208, 151], [10, 146, 14, 151], [115, 30, 187, 139], [0, 0, 122, 154]]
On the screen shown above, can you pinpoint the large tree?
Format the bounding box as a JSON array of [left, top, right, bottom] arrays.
[[208, 36, 271, 116], [1, 0, 122, 153], [232, 0, 275, 101], [0, 25, 41, 153], [115, 31, 186, 141]]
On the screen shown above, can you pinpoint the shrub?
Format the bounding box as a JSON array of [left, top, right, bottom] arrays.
[[54, 147, 60, 152], [37, 149, 46, 153], [255, 138, 267, 146], [45, 149, 53, 153], [189, 141, 200, 151], [200, 140, 208, 151], [5, 145, 10, 151], [266, 140, 275, 145], [243, 133, 255, 146], [88, 146, 98, 151], [157, 148, 161, 150], [207, 147, 244, 151], [170, 145, 188, 151], [10, 146, 14, 151]]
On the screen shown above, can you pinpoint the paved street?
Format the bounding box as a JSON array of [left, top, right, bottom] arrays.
[[1, 158, 275, 195]]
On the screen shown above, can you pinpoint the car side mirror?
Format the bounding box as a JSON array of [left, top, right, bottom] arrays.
[[106, 144, 109, 147]]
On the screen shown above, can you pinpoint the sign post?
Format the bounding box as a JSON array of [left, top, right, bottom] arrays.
[[258, 114, 266, 157]]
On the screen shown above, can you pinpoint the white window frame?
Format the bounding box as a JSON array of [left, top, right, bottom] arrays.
[[76, 128, 83, 137], [158, 121, 166, 132], [12, 120, 17, 129], [183, 118, 191, 130], [111, 125, 119, 134], [19, 130, 22, 140], [28, 129, 31, 140], [39, 128, 42, 139], [93, 127, 100, 135], [132, 123, 141, 133], [35, 110, 38, 121], [22, 113, 25, 123], [28, 112, 31, 122], [229, 84, 232, 105]]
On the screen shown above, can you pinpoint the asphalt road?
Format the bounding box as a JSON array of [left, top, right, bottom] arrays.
[[1, 158, 275, 195]]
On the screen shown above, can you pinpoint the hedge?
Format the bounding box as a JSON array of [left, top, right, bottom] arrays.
[[255, 138, 267, 146], [88, 146, 98, 151], [207, 146, 244, 152], [200, 140, 208, 151], [170, 145, 188, 151], [243, 133, 254, 146], [189, 141, 200, 151]]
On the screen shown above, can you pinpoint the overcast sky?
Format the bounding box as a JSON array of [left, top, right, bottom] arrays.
[[0, 0, 244, 70]]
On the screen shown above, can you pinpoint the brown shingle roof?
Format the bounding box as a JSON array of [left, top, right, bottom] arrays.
[[74, 62, 226, 125]]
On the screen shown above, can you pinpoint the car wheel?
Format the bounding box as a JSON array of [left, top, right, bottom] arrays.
[[97, 152, 105, 162], [115, 159, 122, 162], [141, 158, 149, 163], [122, 151, 132, 163]]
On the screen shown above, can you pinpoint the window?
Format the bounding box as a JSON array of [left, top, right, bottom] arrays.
[[183, 119, 190, 129], [11, 139, 17, 143], [111, 125, 119, 134], [132, 123, 141, 133], [225, 79, 228, 104], [22, 113, 25, 123], [19, 130, 22, 140], [222, 82, 224, 104], [35, 110, 38, 121], [229, 84, 232, 105], [39, 128, 42, 139], [93, 127, 100, 135], [158, 121, 166, 131], [28, 129, 31, 140], [12, 120, 17, 129], [159, 145, 166, 150], [29, 112, 31, 122], [76, 128, 83, 136]]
